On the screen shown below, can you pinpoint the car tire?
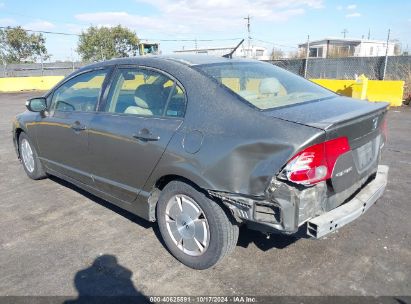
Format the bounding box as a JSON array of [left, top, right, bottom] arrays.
[[19, 132, 47, 180], [157, 181, 239, 269]]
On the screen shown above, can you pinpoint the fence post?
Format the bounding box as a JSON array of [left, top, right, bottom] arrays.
[[304, 35, 310, 78], [382, 28, 390, 80], [40, 56, 44, 76]]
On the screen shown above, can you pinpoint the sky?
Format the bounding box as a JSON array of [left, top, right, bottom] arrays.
[[0, 0, 410, 61]]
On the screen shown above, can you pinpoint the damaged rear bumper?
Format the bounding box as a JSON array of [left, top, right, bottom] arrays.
[[209, 165, 388, 237], [306, 165, 388, 238]]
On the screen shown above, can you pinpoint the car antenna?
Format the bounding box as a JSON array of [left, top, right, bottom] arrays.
[[222, 39, 245, 59]]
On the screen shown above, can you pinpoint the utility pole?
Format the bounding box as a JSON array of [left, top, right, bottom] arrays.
[[367, 28, 371, 40], [304, 35, 310, 78], [40, 54, 44, 76], [244, 15, 251, 58], [383, 28, 391, 80], [70, 48, 75, 71], [341, 29, 348, 38]]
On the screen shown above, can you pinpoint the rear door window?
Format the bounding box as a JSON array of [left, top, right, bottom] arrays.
[[104, 68, 186, 118]]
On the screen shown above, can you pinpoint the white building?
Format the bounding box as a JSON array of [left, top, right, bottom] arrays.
[[174, 44, 271, 60], [298, 38, 396, 58]]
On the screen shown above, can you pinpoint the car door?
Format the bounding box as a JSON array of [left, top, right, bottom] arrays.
[[88, 66, 186, 203], [35, 68, 109, 184]]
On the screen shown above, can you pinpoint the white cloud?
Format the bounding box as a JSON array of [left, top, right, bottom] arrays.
[[65, 23, 84, 34], [347, 4, 357, 10], [24, 20, 55, 31], [346, 12, 361, 18], [75, 0, 324, 35], [75, 11, 190, 34], [0, 18, 16, 26]]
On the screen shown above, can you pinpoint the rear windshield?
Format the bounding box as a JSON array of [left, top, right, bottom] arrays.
[[196, 61, 334, 110]]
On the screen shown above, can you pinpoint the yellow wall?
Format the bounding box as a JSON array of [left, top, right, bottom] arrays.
[[311, 78, 404, 107], [0, 75, 404, 107], [0, 76, 64, 92], [366, 80, 404, 107]]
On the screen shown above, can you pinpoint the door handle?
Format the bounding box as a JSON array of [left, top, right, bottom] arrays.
[[70, 122, 86, 132], [132, 128, 160, 142]]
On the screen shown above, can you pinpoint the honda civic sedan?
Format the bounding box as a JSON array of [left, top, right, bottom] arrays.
[[12, 55, 389, 269]]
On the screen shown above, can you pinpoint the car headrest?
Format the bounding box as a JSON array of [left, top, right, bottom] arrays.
[[125, 106, 153, 116], [134, 84, 166, 110], [134, 96, 150, 109], [135, 84, 151, 100], [259, 78, 281, 95]]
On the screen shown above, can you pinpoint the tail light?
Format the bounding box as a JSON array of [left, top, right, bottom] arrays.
[[281, 137, 351, 185]]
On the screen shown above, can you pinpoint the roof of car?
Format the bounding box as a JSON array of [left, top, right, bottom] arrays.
[[77, 54, 258, 72]]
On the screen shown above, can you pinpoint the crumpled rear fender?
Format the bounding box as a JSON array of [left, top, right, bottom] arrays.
[[146, 118, 325, 197]]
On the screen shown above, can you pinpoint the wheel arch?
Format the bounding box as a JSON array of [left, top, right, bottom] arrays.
[[147, 173, 235, 223], [14, 127, 25, 158]]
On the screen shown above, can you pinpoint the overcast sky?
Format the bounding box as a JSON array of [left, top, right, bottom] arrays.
[[0, 0, 410, 61]]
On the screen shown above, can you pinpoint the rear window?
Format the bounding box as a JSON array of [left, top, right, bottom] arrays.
[[196, 61, 334, 110]]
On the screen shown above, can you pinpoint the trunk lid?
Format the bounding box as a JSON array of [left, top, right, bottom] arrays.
[[266, 96, 388, 194], [265, 96, 387, 138]]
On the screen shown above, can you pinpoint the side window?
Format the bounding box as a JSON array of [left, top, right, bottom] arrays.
[[105, 68, 186, 117], [51, 70, 107, 112], [165, 84, 186, 118]]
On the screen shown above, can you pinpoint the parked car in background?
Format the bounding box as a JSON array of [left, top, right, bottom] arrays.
[[12, 55, 389, 269]]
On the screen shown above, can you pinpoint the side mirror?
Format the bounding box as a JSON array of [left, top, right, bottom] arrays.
[[26, 97, 47, 112]]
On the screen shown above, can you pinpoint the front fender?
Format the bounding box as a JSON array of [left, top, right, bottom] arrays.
[[12, 112, 41, 158]]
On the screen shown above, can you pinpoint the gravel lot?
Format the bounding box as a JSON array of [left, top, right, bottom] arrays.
[[0, 92, 410, 297]]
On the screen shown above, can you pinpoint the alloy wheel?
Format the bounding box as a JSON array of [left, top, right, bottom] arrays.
[[165, 194, 210, 256], [20, 138, 35, 173]]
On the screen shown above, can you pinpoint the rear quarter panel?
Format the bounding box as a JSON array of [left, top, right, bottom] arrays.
[[142, 64, 326, 196]]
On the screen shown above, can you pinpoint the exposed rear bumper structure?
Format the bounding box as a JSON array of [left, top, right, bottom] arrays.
[[307, 165, 389, 238], [212, 165, 389, 238]]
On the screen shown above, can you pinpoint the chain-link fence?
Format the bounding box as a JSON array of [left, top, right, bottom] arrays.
[[0, 62, 86, 77], [269, 56, 411, 81], [1, 56, 410, 82]]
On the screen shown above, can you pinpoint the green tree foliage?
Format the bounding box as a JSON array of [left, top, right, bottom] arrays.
[[77, 25, 139, 61], [0, 26, 49, 63]]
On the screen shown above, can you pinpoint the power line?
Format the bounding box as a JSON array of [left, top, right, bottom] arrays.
[[0, 25, 302, 53], [0, 26, 79, 36], [254, 38, 299, 49], [0, 26, 243, 42], [141, 38, 243, 42]]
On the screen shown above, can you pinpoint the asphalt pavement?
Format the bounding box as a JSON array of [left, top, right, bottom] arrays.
[[0, 92, 410, 297]]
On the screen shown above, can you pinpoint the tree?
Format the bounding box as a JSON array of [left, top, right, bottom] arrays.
[[77, 25, 139, 62], [288, 50, 304, 59], [0, 26, 49, 63], [270, 47, 284, 60]]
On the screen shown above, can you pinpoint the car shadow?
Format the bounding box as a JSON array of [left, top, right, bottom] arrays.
[[64, 254, 150, 304], [49, 175, 303, 254], [49, 176, 153, 229], [49, 176, 167, 247], [236, 224, 310, 251]]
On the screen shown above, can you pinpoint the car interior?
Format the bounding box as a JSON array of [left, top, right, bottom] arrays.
[[107, 70, 186, 117]]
